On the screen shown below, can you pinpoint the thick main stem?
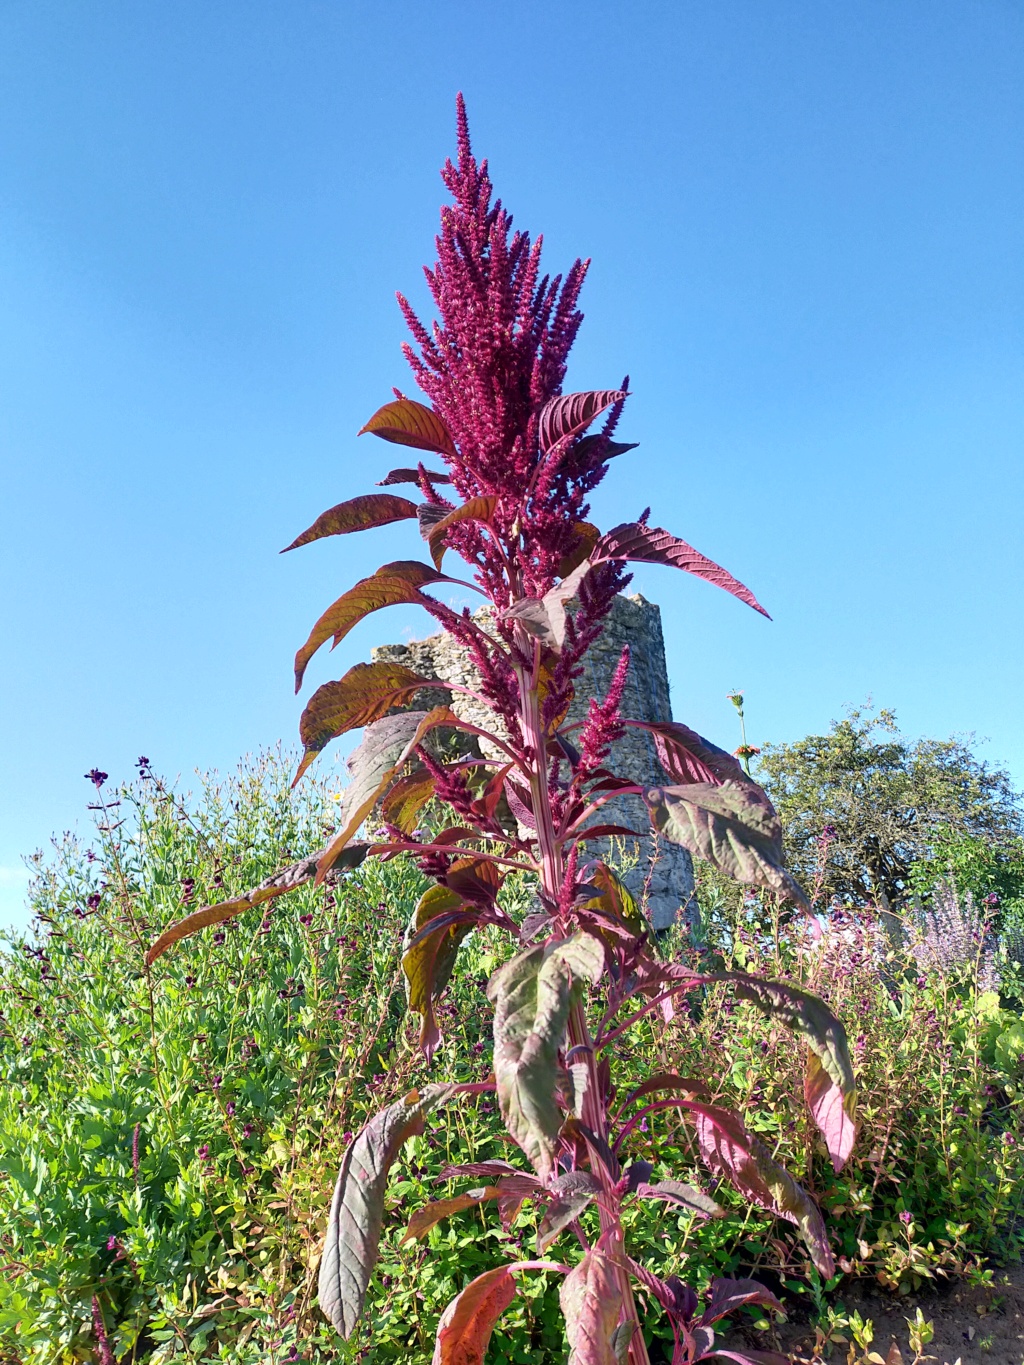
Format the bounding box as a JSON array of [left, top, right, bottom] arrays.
[[515, 648, 652, 1365]]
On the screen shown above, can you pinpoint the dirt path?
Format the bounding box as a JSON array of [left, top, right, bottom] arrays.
[[778, 1264, 1024, 1364]]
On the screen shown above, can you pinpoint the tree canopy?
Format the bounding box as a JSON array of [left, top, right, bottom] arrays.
[[756, 706, 1022, 910]]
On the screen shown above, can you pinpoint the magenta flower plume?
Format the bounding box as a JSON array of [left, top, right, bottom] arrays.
[[398, 93, 608, 600], [91, 1296, 115, 1365]]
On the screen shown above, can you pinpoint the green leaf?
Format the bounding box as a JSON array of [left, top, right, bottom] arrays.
[[281, 494, 419, 553], [431, 1264, 517, 1365], [293, 561, 452, 692], [294, 662, 432, 782], [686, 1101, 834, 1278], [402, 885, 477, 1062], [559, 1250, 623, 1365], [318, 1084, 453, 1338], [358, 397, 457, 457], [487, 934, 601, 1182]]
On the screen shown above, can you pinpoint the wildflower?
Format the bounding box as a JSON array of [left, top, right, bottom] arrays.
[[242, 1124, 254, 1139], [197, 1144, 210, 1160], [212, 931, 225, 945], [734, 744, 761, 760], [822, 824, 836, 838], [106, 1234, 119, 1251], [985, 892, 999, 908], [181, 877, 196, 906], [898, 1210, 913, 1225], [184, 974, 197, 989], [299, 913, 314, 926], [84, 769, 108, 790], [87, 893, 102, 911], [211, 1074, 222, 1090], [225, 1101, 236, 1117]]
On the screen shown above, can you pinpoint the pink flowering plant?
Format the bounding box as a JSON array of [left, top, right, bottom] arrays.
[[147, 101, 857, 1365]]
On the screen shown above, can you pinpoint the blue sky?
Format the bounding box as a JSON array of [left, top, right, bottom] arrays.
[[1, 1, 1022, 930]]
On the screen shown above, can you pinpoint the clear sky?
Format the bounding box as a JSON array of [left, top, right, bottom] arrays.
[[1, 1, 1022, 930]]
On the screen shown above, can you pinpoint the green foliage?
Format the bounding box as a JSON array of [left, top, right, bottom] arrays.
[[2, 754, 1022, 1362], [756, 706, 1022, 910]]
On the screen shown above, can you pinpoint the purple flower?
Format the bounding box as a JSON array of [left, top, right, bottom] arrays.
[[212, 931, 225, 945], [87, 893, 102, 911], [106, 1234, 119, 1250], [211, 1074, 222, 1090], [84, 769, 108, 790], [225, 1101, 236, 1117], [986, 892, 1000, 907], [299, 913, 314, 926], [197, 1144, 210, 1160], [91, 1296, 115, 1365], [898, 1210, 913, 1225]]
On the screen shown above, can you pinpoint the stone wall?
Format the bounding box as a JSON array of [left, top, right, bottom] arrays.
[[372, 594, 695, 932]]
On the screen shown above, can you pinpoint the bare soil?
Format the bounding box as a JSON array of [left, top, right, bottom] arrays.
[[777, 1264, 1024, 1365]]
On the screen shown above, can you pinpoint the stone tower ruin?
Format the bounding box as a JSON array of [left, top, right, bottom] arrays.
[[372, 593, 696, 932]]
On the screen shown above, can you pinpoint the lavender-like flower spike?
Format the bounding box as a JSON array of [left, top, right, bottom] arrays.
[[911, 877, 1000, 990]]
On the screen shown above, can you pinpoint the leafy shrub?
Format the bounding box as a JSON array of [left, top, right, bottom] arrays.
[[3, 754, 1022, 1362]]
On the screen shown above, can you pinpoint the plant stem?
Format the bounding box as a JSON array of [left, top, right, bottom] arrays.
[[515, 641, 652, 1365]]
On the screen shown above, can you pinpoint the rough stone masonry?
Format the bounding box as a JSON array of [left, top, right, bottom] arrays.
[[372, 593, 696, 933]]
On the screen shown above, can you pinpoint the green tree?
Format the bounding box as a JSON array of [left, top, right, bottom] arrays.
[[756, 706, 1022, 912]]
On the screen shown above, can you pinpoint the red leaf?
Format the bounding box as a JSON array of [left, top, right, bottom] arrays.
[[686, 1101, 834, 1277], [427, 495, 499, 568], [281, 494, 418, 553], [645, 780, 808, 908], [402, 884, 476, 1061], [431, 1265, 517, 1365], [699, 1277, 783, 1326], [594, 523, 770, 618], [380, 770, 437, 834], [377, 466, 451, 486], [446, 855, 503, 905], [294, 662, 431, 783], [805, 1051, 857, 1173], [359, 398, 456, 457], [539, 390, 627, 452], [571, 434, 638, 471], [293, 562, 452, 692], [624, 721, 738, 786], [557, 521, 601, 578], [559, 1250, 623, 1365], [401, 1188, 501, 1243], [319, 1085, 454, 1338], [435, 1159, 525, 1182], [315, 706, 464, 878], [144, 844, 369, 965]]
